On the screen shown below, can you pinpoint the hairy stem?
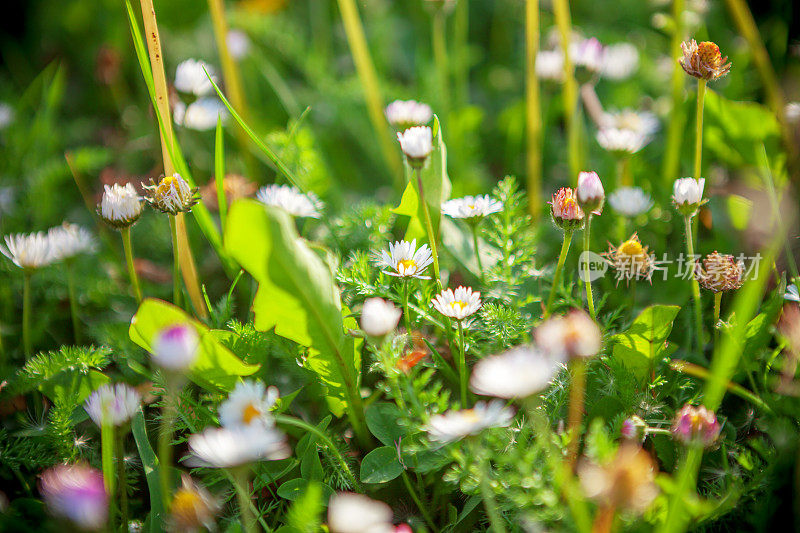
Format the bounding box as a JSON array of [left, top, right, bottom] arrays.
[[232, 467, 256, 533], [684, 215, 704, 352], [120, 226, 143, 303], [116, 429, 129, 531], [583, 216, 596, 320], [158, 386, 176, 512], [694, 79, 707, 181], [566, 358, 586, 468], [101, 421, 116, 529], [401, 470, 437, 531], [471, 223, 484, 281], [169, 215, 182, 308], [23, 271, 31, 358], [544, 230, 573, 318], [457, 320, 468, 407], [66, 261, 82, 345]]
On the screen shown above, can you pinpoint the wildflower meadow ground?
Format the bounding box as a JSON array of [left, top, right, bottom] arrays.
[[2, 0, 800, 531]]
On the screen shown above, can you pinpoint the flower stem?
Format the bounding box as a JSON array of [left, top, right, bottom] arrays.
[[158, 386, 176, 511], [566, 358, 586, 468], [544, 230, 573, 318], [457, 320, 468, 408], [713, 291, 722, 346], [275, 414, 360, 492], [684, 215, 704, 352], [101, 421, 116, 528], [22, 271, 31, 358], [694, 79, 707, 181], [478, 450, 507, 533], [116, 429, 129, 531], [525, 0, 542, 219], [621, 155, 632, 187], [583, 216, 596, 320], [454, 0, 469, 105], [657, 446, 703, 533], [401, 470, 437, 531], [168, 215, 182, 308], [335, 0, 403, 185], [471, 223, 484, 281], [66, 261, 82, 345], [233, 467, 256, 533], [120, 226, 143, 303], [553, 0, 580, 180], [402, 279, 412, 333], [415, 168, 442, 288]]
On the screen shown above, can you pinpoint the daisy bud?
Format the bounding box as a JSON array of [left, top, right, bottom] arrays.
[[671, 404, 721, 447], [576, 171, 605, 214], [99, 183, 143, 228], [571, 37, 604, 84], [672, 177, 706, 216], [328, 493, 394, 533], [679, 40, 731, 82], [360, 298, 402, 338], [620, 415, 647, 443], [174, 59, 216, 98], [385, 99, 433, 131], [578, 444, 659, 514], [151, 324, 200, 371], [84, 383, 141, 428], [549, 187, 585, 231], [40, 463, 109, 531], [397, 126, 433, 168], [535, 309, 601, 360], [694, 251, 744, 293], [170, 474, 220, 532], [145, 174, 198, 215]]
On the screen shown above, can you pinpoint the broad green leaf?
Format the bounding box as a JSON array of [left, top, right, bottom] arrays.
[[392, 115, 451, 243], [224, 200, 360, 417], [277, 478, 336, 502], [129, 298, 258, 392], [360, 446, 404, 484], [611, 305, 681, 381], [365, 402, 407, 447]]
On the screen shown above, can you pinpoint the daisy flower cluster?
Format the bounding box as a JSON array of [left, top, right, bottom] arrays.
[[1, 221, 96, 270]]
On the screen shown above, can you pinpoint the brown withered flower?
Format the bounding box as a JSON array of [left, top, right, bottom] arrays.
[[679, 40, 732, 81], [578, 444, 659, 514], [602, 233, 654, 284], [694, 251, 744, 293]]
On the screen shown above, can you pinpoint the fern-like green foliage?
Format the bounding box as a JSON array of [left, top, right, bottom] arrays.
[[5, 345, 111, 397]]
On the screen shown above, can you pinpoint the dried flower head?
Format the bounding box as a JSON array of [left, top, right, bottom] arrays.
[[679, 40, 731, 81], [145, 174, 198, 215], [99, 183, 143, 228], [431, 286, 482, 321], [40, 463, 108, 530], [549, 187, 585, 231], [578, 444, 659, 514], [603, 233, 654, 283], [170, 474, 220, 533], [695, 251, 744, 293], [385, 99, 433, 131], [671, 404, 721, 447]]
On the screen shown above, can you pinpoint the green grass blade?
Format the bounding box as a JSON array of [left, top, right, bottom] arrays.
[[215, 116, 227, 234]]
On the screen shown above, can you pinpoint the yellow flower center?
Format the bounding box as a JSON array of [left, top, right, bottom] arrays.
[[156, 176, 178, 196], [171, 489, 203, 526], [562, 197, 578, 211], [398, 259, 417, 272], [619, 239, 644, 257], [451, 300, 468, 312], [242, 403, 261, 424], [698, 41, 722, 67]]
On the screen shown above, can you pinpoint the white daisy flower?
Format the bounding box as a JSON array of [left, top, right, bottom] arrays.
[[256, 184, 322, 218], [174, 59, 216, 97], [360, 298, 402, 337], [397, 126, 433, 165], [379, 239, 434, 279], [48, 223, 97, 262], [226, 29, 251, 60], [535, 309, 602, 360], [601, 43, 639, 80], [151, 324, 200, 371], [431, 286, 482, 321], [441, 195, 503, 222], [385, 99, 433, 131], [601, 109, 659, 138], [608, 187, 653, 217], [672, 177, 705, 215], [471, 346, 564, 399], [425, 400, 515, 443], [186, 424, 290, 468], [536, 50, 565, 82], [327, 492, 394, 533], [1, 231, 54, 270], [571, 37, 604, 79], [218, 380, 278, 429], [174, 98, 228, 131], [84, 383, 141, 427], [785, 284, 800, 302], [596, 127, 647, 155], [99, 183, 143, 228]]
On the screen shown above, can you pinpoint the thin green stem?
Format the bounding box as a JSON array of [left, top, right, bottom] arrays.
[[694, 79, 707, 181], [275, 414, 360, 492], [713, 291, 722, 347], [23, 271, 32, 358], [457, 320, 468, 407], [583, 216, 596, 320], [168, 215, 182, 308], [544, 230, 573, 318], [120, 227, 143, 303], [566, 358, 586, 468], [233, 467, 256, 533], [66, 261, 81, 345], [116, 429, 129, 531], [101, 421, 116, 529], [158, 386, 176, 511], [402, 279, 413, 333], [684, 215, 705, 352], [471, 223, 484, 281], [401, 470, 437, 531], [658, 446, 703, 533], [415, 168, 442, 287], [621, 156, 632, 187], [525, 0, 542, 219], [478, 451, 507, 533]]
